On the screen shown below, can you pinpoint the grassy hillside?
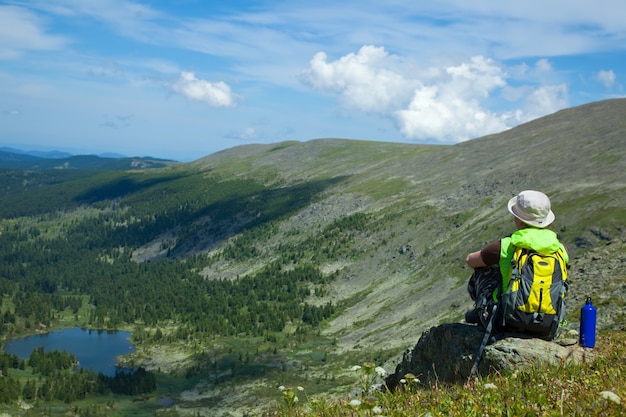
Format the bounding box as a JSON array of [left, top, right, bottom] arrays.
[[268, 328, 625, 416], [0, 98, 624, 416], [182, 98, 626, 351]]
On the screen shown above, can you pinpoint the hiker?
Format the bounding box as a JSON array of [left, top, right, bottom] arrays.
[[464, 190, 569, 334]]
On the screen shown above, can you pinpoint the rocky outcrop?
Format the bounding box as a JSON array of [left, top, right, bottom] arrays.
[[385, 323, 595, 390]]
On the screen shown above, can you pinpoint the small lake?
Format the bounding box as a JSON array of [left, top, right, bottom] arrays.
[[3, 327, 135, 376]]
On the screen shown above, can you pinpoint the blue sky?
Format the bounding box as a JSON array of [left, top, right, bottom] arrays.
[[1, 1, 625, 161]]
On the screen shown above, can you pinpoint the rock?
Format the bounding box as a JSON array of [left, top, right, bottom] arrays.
[[385, 323, 595, 390]]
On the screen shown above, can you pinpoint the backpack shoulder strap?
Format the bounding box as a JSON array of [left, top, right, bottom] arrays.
[[498, 237, 515, 295], [511, 246, 532, 272]]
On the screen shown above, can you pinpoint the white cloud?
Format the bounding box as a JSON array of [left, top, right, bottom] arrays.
[[446, 56, 506, 97], [394, 56, 511, 142], [301, 45, 416, 113], [395, 84, 511, 142], [239, 127, 257, 140], [0, 6, 68, 59], [596, 69, 616, 89], [524, 84, 569, 117], [225, 126, 259, 141], [170, 72, 237, 107], [302, 48, 571, 143], [535, 58, 553, 72]]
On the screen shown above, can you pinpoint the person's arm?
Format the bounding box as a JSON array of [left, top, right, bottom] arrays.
[[466, 240, 501, 268], [466, 250, 487, 268]]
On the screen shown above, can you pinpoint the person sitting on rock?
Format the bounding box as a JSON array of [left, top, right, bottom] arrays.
[[464, 190, 569, 328]]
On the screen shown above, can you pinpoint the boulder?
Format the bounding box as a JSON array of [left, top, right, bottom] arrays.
[[385, 323, 595, 390]]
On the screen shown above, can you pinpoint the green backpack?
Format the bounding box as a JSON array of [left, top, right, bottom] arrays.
[[499, 246, 568, 340]]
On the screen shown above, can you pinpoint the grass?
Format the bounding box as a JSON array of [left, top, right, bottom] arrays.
[[349, 177, 408, 200], [265, 329, 625, 416]]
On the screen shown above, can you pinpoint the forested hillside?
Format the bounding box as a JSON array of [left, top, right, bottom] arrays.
[[0, 98, 625, 415], [0, 149, 175, 170]]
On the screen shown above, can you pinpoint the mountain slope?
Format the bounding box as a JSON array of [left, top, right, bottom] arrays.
[[183, 100, 626, 338], [160, 98, 625, 352]]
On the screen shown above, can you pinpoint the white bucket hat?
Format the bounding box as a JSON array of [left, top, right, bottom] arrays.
[[507, 190, 555, 228]]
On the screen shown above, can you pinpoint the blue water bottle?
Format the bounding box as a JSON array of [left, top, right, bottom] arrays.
[[579, 297, 596, 348]]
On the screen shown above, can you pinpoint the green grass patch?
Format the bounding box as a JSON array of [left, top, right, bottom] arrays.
[[349, 177, 408, 199], [267, 329, 626, 416]]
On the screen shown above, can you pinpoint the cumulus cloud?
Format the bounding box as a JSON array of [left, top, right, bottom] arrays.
[[596, 69, 616, 89], [396, 56, 515, 141], [524, 84, 568, 117], [302, 47, 570, 143], [170, 72, 237, 107], [301, 45, 416, 113]]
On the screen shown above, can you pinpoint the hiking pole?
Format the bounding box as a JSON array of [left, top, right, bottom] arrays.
[[470, 304, 497, 377]]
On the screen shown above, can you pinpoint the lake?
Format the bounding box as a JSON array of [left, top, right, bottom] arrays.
[[3, 327, 135, 376]]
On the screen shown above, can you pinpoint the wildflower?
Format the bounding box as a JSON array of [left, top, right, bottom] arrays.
[[400, 378, 407, 384], [375, 366, 387, 377], [484, 383, 497, 390], [280, 386, 300, 410], [349, 399, 362, 408], [351, 365, 362, 371], [404, 373, 419, 384], [297, 386, 304, 391], [362, 362, 376, 373], [372, 405, 383, 415], [599, 390, 621, 405]]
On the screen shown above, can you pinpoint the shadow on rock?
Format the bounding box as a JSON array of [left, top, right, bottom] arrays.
[[385, 323, 595, 391]]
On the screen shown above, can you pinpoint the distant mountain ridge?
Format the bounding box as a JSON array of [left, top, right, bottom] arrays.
[[0, 146, 74, 159], [0, 146, 178, 170]]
